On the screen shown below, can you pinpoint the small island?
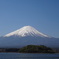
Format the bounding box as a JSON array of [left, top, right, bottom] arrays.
[[0, 45, 55, 53], [19, 45, 55, 53]]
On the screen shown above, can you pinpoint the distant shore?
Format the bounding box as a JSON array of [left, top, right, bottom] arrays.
[[0, 45, 56, 53]]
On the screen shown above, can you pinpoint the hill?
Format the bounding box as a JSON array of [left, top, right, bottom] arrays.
[[19, 45, 55, 53]]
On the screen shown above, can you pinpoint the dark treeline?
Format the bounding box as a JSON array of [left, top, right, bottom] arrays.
[[0, 48, 19, 52], [0, 45, 55, 53]]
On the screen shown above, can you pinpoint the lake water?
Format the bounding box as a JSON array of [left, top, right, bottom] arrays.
[[0, 53, 59, 59]]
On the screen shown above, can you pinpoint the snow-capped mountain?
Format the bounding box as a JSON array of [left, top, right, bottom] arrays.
[[0, 26, 59, 48], [4, 26, 49, 38]]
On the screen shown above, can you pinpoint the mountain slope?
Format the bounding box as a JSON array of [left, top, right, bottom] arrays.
[[0, 26, 59, 48], [4, 26, 49, 38]]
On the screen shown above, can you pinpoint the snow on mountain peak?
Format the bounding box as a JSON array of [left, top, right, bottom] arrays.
[[4, 26, 49, 37]]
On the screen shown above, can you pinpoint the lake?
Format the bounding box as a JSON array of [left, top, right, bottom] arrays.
[[0, 53, 59, 59]]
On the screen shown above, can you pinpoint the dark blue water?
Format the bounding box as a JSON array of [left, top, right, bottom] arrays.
[[0, 53, 59, 59]]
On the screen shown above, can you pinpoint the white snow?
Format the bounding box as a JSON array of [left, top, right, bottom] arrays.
[[4, 26, 49, 37]]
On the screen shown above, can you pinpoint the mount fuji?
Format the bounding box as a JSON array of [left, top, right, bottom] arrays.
[[4, 26, 49, 38], [0, 26, 59, 48]]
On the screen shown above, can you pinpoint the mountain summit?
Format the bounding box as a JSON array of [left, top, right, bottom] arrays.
[[4, 26, 49, 37]]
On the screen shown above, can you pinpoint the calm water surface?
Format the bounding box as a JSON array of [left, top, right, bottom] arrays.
[[0, 53, 59, 59]]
